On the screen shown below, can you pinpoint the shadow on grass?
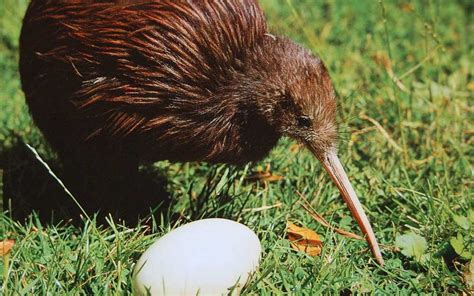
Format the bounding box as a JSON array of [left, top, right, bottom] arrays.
[[1, 139, 173, 226], [185, 165, 253, 222]]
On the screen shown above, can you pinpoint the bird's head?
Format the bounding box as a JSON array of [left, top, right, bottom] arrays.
[[249, 36, 384, 265], [274, 54, 337, 156]]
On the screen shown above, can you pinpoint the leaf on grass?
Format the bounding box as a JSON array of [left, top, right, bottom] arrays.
[[395, 232, 427, 262], [246, 165, 284, 183], [289, 143, 303, 153], [450, 233, 472, 260], [400, 3, 414, 12], [453, 214, 471, 230], [468, 209, 474, 223], [287, 221, 322, 256], [0, 239, 15, 256], [297, 192, 362, 240]]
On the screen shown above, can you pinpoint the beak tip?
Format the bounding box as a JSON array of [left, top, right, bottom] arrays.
[[375, 253, 384, 266], [315, 149, 385, 266]]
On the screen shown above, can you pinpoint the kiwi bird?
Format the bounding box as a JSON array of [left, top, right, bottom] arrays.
[[19, 0, 383, 265]]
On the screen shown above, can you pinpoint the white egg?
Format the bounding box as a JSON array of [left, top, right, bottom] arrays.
[[132, 218, 261, 296]]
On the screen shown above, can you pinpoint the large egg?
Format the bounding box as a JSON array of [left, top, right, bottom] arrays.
[[133, 218, 261, 296]]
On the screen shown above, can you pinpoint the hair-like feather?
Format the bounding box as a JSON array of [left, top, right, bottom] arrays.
[[20, 0, 278, 164]]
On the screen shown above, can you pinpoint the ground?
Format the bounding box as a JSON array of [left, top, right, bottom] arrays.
[[0, 0, 472, 294]]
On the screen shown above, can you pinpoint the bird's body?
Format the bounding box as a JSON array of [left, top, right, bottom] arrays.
[[20, 0, 301, 165], [20, 0, 384, 264]]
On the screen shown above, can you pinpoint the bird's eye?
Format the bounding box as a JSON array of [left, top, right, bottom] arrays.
[[297, 116, 312, 128]]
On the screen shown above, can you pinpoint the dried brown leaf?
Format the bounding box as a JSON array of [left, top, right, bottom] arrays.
[[400, 3, 414, 12], [289, 143, 303, 153], [245, 169, 284, 183], [297, 191, 363, 240], [287, 221, 322, 256], [0, 239, 15, 256]]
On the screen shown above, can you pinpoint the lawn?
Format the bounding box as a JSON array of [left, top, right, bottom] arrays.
[[0, 0, 472, 294]]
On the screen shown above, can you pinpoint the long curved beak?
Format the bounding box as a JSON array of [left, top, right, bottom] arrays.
[[309, 146, 384, 266]]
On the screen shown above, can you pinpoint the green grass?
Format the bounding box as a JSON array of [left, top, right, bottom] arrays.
[[1, 0, 473, 294]]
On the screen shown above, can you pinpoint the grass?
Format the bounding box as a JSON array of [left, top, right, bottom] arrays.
[[1, 0, 472, 294]]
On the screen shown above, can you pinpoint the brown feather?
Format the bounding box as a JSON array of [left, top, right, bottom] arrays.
[[20, 0, 281, 165]]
